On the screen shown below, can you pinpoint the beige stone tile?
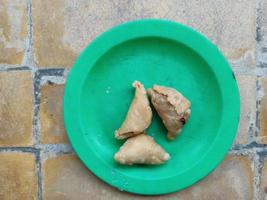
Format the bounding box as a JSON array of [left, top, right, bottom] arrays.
[[40, 84, 67, 144], [0, 152, 37, 200], [32, 1, 75, 67], [175, 155, 253, 200], [43, 154, 253, 200], [259, 77, 267, 143], [0, 0, 27, 64], [0, 71, 33, 146], [33, 0, 255, 67], [235, 75, 256, 144]]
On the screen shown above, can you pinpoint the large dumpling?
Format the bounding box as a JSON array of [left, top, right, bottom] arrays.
[[147, 85, 191, 140], [115, 81, 152, 139], [114, 134, 170, 165]]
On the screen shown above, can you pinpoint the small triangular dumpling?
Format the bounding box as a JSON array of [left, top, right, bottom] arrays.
[[115, 81, 152, 139], [114, 134, 170, 165], [147, 85, 191, 140]]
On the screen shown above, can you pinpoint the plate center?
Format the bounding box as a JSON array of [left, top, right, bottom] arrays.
[[80, 37, 222, 179]]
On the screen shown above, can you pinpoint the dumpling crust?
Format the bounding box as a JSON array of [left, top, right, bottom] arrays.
[[114, 134, 170, 165], [115, 81, 152, 139], [147, 85, 191, 140]]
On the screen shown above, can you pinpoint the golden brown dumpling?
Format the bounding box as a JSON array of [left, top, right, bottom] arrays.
[[115, 81, 152, 139], [114, 134, 170, 165], [147, 85, 191, 140]]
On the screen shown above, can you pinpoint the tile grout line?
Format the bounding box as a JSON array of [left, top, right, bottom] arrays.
[[231, 142, 267, 151], [0, 144, 73, 154], [0, 147, 38, 153], [2, 64, 267, 75], [256, 0, 263, 42], [0, 64, 30, 71], [33, 70, 41, 145], [25, 0, 43, 199], [1, 64, 267, 76], [257, 152, 265, 200], [32, 70, 43, 200], [254, 0, 264, 198], [0, 64, 69, 70], [38, 144, 74, 162], [38, 68, 66, 76], [23, 0, 34, 68], [256, 77, 261, 139], [35, 151, 43, 200], [256, 0, 264, 149], [3, 64, 267, 76], [256, 0, 267, 69], [256, 0, 263, 68], [231, 66, 255, 75], [32, 67, 67, 200], [3, 142, 267, 153], [253, 152, 263, 200]]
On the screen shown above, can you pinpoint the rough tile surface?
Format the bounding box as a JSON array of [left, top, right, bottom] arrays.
[[235, 75, 256, 144], [0, 71, 33, 146], [259, 77, 267, 143], [0, 153, 37, 200], [40, 84, 67, 144], [43, 154, 253, 200], [0, 0, 27, 64], [33, 0, 255, 67]]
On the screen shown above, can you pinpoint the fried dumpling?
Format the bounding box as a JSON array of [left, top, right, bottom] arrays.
[[147, 85, 191, 140], [115, 81, 152, 139], [114, 134, 170, 165]]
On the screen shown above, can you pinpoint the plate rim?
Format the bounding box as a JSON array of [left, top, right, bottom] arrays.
[[63, 19, 240, 195]]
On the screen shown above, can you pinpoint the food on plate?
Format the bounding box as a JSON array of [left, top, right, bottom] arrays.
[[147, 85, 191, 140], [114, 134, 170, 165], [115, 81, 152, 140]]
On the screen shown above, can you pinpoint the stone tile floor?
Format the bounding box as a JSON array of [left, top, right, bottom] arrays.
[[0, 0, 267, 199]]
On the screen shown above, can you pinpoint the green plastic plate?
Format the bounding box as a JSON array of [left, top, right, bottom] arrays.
[[63, 19, 240, 195]]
